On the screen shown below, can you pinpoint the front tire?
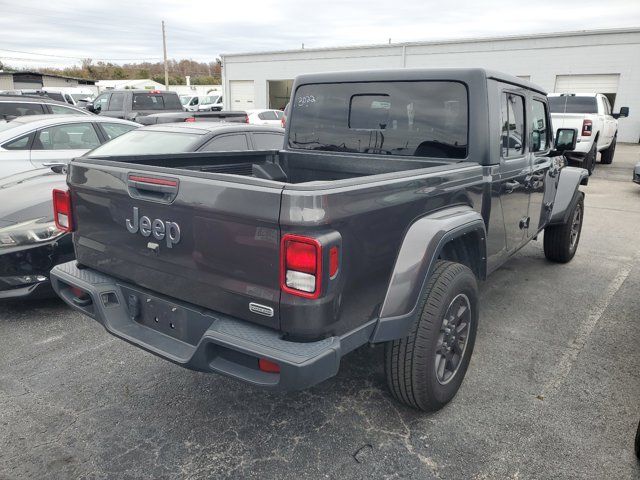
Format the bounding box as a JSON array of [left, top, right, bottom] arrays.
[[385, 261, 478, 412], [544, 193, 584, 263], [600, 136, 616, 164]]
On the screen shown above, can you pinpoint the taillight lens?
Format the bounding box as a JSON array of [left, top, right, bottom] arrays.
[[258, 358, 280, 373], [281, 116, 286, 128], [281, 234, 322, 298], [582, 119, 592, 136], [329, 246, 339, 277], [52, 189, 73, 232], [245, 115, 250, 124], [184, 117, 196, 122]]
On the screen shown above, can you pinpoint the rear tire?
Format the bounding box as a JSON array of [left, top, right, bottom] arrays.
[[384, 261, 478, 412], [544, 193, 584, 263], [600, 136, 616, 165]]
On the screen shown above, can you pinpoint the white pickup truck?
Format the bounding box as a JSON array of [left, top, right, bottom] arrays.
[[549, 93, 629, 174]]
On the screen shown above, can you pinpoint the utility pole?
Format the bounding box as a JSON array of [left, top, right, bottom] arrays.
[[162, 20, 169, 90]]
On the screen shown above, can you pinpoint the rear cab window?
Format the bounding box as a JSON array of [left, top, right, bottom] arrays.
[[132, 93, 182, 111], [252, 132, 284, 150], [288, 81, 468, 159], [549, 96, 598, 114]]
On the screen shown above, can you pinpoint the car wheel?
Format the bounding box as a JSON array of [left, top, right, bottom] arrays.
[[544, 192, 584, 263], [385, 260, 478, 412], [600, 136, 616, 165]]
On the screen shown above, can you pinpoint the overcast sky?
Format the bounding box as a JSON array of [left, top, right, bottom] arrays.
[[1, 0, 639, 69]]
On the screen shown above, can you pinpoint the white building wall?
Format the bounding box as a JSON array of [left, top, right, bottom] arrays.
[[222, 29, 640, 142], [0, 74, 13, 90], [41, 75, 80, 88]]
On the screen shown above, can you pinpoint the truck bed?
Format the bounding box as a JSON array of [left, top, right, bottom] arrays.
[[85, 149, 458, 184]]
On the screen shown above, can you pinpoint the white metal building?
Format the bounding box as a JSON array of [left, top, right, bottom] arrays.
[[96, 78, 165, 92], [221, 28, 640, 143]]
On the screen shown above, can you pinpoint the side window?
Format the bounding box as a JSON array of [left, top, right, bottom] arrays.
[[49, 104, 82, 115], [101, 123, 137, 140], [200, 134, 249, 152], [93, 94, 110, 112], [531, 100, 549, 153], [252, 133, 284, 150], [500, 93, 525, 158], [34, 123, 101, 150], [191, 97, 199, 106], [0, 102, 45, 117], [2, 134, 32, 150], [258, 111, 278, 121], [108, 93, 125, 111]]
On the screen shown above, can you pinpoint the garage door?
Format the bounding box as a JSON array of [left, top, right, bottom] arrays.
[[554, 74, 620, 94], [229, 80, 255, 110]]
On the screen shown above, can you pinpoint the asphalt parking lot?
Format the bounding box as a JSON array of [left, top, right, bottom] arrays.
[[1, 146, 639, 480]]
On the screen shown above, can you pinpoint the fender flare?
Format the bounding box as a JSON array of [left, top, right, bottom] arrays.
[[371, 206, 486, 343], [549, 166, 588, 225]]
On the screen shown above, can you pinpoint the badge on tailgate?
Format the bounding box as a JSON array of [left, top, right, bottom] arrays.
[[126, 206, 181, 248]]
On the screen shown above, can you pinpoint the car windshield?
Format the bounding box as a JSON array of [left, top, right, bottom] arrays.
[[70, 94, 92, 102], [204, 95, 220, 104], [549, 96, 598, 114], [86, 130, 204, 156], [288, 81, 468, 159], [180, 96, 192, 106]]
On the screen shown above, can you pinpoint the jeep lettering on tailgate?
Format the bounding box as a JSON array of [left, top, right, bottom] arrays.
[[126, 206, 181, 248]]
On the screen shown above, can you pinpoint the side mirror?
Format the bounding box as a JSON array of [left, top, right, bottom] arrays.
[[554, 128, 577, 154], [85, 102, 96, 113], [613, 106, 629, 119]]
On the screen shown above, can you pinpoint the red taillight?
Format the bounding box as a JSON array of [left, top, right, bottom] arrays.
[[329, 246, 339, 277], [52, 189, 73, 232], [281, 234, 322, 298], [149, 90, 162, 94], [258, 358, 280, 373], [582, 119, 592, 136], [184, 117, 196, 122], [281, 116, 286, 128], [245, 115, 249, 124]]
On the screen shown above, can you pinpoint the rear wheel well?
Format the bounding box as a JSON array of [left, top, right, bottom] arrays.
[[438, 231, 486, 280]]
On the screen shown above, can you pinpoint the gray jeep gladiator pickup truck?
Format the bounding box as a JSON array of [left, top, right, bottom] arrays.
[[50, 69, 587, 411]]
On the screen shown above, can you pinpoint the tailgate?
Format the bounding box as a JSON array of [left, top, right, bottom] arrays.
[[551, 113, 586, 133], [68, 159, 283, 329]]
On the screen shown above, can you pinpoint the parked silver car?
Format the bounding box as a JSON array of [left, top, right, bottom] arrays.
[[0, 115, 139, 178]]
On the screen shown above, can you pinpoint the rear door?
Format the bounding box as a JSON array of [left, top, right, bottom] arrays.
[[498, 89, 531, 252], [29, 122, 102, 168], [68, 159, 284, 328]]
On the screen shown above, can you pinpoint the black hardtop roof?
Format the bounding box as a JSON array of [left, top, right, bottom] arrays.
[[102, 89, 179, 94], [292, 68, 547, 96]]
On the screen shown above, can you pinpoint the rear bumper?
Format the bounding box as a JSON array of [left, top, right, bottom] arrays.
[[50, 261, 374, 391]]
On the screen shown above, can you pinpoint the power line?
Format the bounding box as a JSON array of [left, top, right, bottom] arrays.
[[0, 48, 161, 62]]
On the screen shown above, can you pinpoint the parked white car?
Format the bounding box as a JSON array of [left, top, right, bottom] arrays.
[[40, 87, 95, 106], [198, 94, 224, 112], [549, 93, 629, 174], [246, 109, 284, 126], [0, 115, 138, 178]]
